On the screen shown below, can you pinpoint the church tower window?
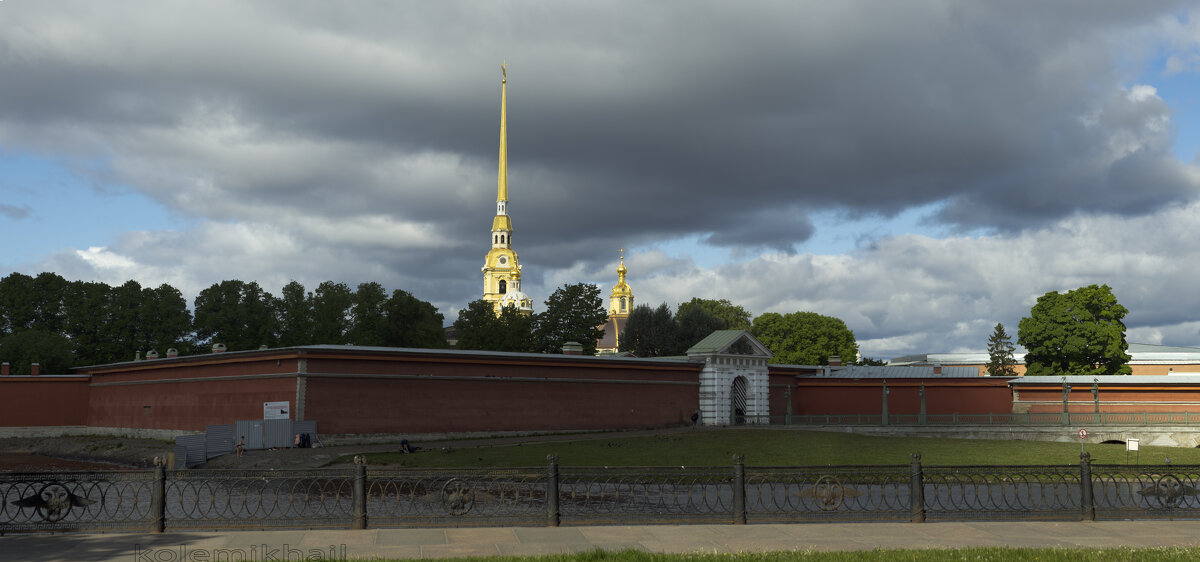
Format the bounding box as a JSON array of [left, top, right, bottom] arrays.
[[499, 279, 507, 294]]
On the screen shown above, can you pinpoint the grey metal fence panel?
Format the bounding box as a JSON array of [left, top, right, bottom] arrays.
[[205, 424, 235, 459], [264, 419, 294, 449], [235, 420, 266, 450], [174, 435, 207, 468], [293, 420, 318, 443], [172, 442, 189, 470]]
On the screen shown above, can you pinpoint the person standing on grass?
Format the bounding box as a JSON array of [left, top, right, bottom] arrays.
[[236, 436, 246, 457]]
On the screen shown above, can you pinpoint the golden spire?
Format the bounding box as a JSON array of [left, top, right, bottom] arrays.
[[617, 248, 627, 281], [497, 63, 508, 204]]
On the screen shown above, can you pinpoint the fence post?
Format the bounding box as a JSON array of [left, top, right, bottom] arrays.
[[353, 456, 367, 530], [1079, 452, 1095, 521], [733, 454, 746, 525], [547, 454, 560, 527], [909, 453, 925, 523], [150, 456, 166, 533]]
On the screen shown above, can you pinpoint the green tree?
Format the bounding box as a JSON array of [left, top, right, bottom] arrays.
[[856, 357, 887, 366], [276, 281, 314, 347], [454, 299, 534, 352], [751, 311, 858, 365], [30, 272, 69, 334], [62, 280, 113, 365], [0, 272, 35, 334], [676, 298, 752, 330], [346, 282, 389, 346], [533, 283, 607, 355], [193, 280, 278, 351], [310, 281, 353, 344], [1017, 284, 1131, 376], [674, 305, 726, 353], [381, 289, 447, 348], [0, 329, 73, 374], [985, 322, 1018, 376], [620, 303, 678, 357]]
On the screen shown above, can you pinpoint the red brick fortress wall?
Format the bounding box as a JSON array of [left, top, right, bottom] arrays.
[[300, 351, 702, 434], [0, 376, 91, 426]]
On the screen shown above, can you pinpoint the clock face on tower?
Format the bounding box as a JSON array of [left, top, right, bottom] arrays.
[[498, 256, 508, 267]]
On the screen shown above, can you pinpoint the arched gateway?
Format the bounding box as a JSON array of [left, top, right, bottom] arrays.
[[686, 330, 773, 425]]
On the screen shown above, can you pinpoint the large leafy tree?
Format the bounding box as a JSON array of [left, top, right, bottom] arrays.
[[346, 282, 389, 346], [676, 298, 752, 331], [276, 281, 314, 347], [620, 303, 679, 357], [751, 311, 858, 365], [674, 305, 726, 353], [0, 329, 73, 374], [193, 280, 278, 351], [454, 299, 533, 352], [381, 289, 447, 348], [310, 281, 353, 344], [985, 322, 1018, 376], [1017, 284, 1131, 376], [533, 283, 607, 355], [63, 280, 114, 365], [0, 272, 36, 334]]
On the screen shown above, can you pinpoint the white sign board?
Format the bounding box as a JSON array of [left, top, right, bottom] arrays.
[[264, 401, 290, 420], [1127, 438, 1140, 452]]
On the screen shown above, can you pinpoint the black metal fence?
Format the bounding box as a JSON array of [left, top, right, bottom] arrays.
[[4, 454, 1200, 533]]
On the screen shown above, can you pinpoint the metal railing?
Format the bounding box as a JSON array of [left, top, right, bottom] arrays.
[[4, 454, 1199, 532]]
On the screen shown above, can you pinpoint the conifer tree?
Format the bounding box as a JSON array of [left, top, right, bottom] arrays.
[[985, 322, 1018, 376]]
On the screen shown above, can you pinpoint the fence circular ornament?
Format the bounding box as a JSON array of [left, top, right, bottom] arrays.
[[440, 478, 476, 516], [1151, 475, 1187, 508], [813, 476, 844, 511], [9, 482, 95, 522]]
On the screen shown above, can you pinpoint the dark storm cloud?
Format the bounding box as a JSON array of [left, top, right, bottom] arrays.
[[4, 0, 1200, 332]]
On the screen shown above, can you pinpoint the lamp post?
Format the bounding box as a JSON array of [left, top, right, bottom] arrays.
[[881, 380, 890, 426], [1062, 378, 1072, 426], [1091, 379, 1100, 416], [918, 383, 927, 425]]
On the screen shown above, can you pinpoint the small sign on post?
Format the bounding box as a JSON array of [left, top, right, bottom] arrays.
[[1127, 438, 1139, 465], [1078, 428, 1087, 456]]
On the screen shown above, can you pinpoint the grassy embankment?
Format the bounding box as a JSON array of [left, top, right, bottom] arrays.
[[335, 428, 1199, 468]]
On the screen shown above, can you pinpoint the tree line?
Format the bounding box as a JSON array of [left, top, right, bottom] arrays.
[[616, 298, 872, 365], [0, 272, 446, 374], [0, 271, 875, 374]]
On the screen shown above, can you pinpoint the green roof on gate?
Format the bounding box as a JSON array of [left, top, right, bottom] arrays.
[[685, 330, 770, 357]]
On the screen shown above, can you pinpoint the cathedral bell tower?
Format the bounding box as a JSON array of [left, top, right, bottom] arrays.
[[596, 250, 635, 354], [482, 64, 533, 315]]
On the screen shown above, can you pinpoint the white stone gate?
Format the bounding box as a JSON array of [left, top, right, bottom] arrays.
[[687, 330, 772, 425]]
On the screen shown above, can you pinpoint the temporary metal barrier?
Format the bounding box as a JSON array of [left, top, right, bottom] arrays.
[[204, 424, 235, 460], [173, 435, 206, 469], [6, 454, 1200, 533], [263, 419, 293, 449], [234, 420, 266, 451]]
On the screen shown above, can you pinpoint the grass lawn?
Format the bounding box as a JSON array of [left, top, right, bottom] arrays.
[[344, 546, 1200, 561], [338, 427, 1200, 468]]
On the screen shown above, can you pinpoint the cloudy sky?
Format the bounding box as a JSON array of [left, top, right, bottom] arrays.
[[4, 1, 1200, 359]]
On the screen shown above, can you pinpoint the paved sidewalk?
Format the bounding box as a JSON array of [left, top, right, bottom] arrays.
[[4, 521, 1200, 561]]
